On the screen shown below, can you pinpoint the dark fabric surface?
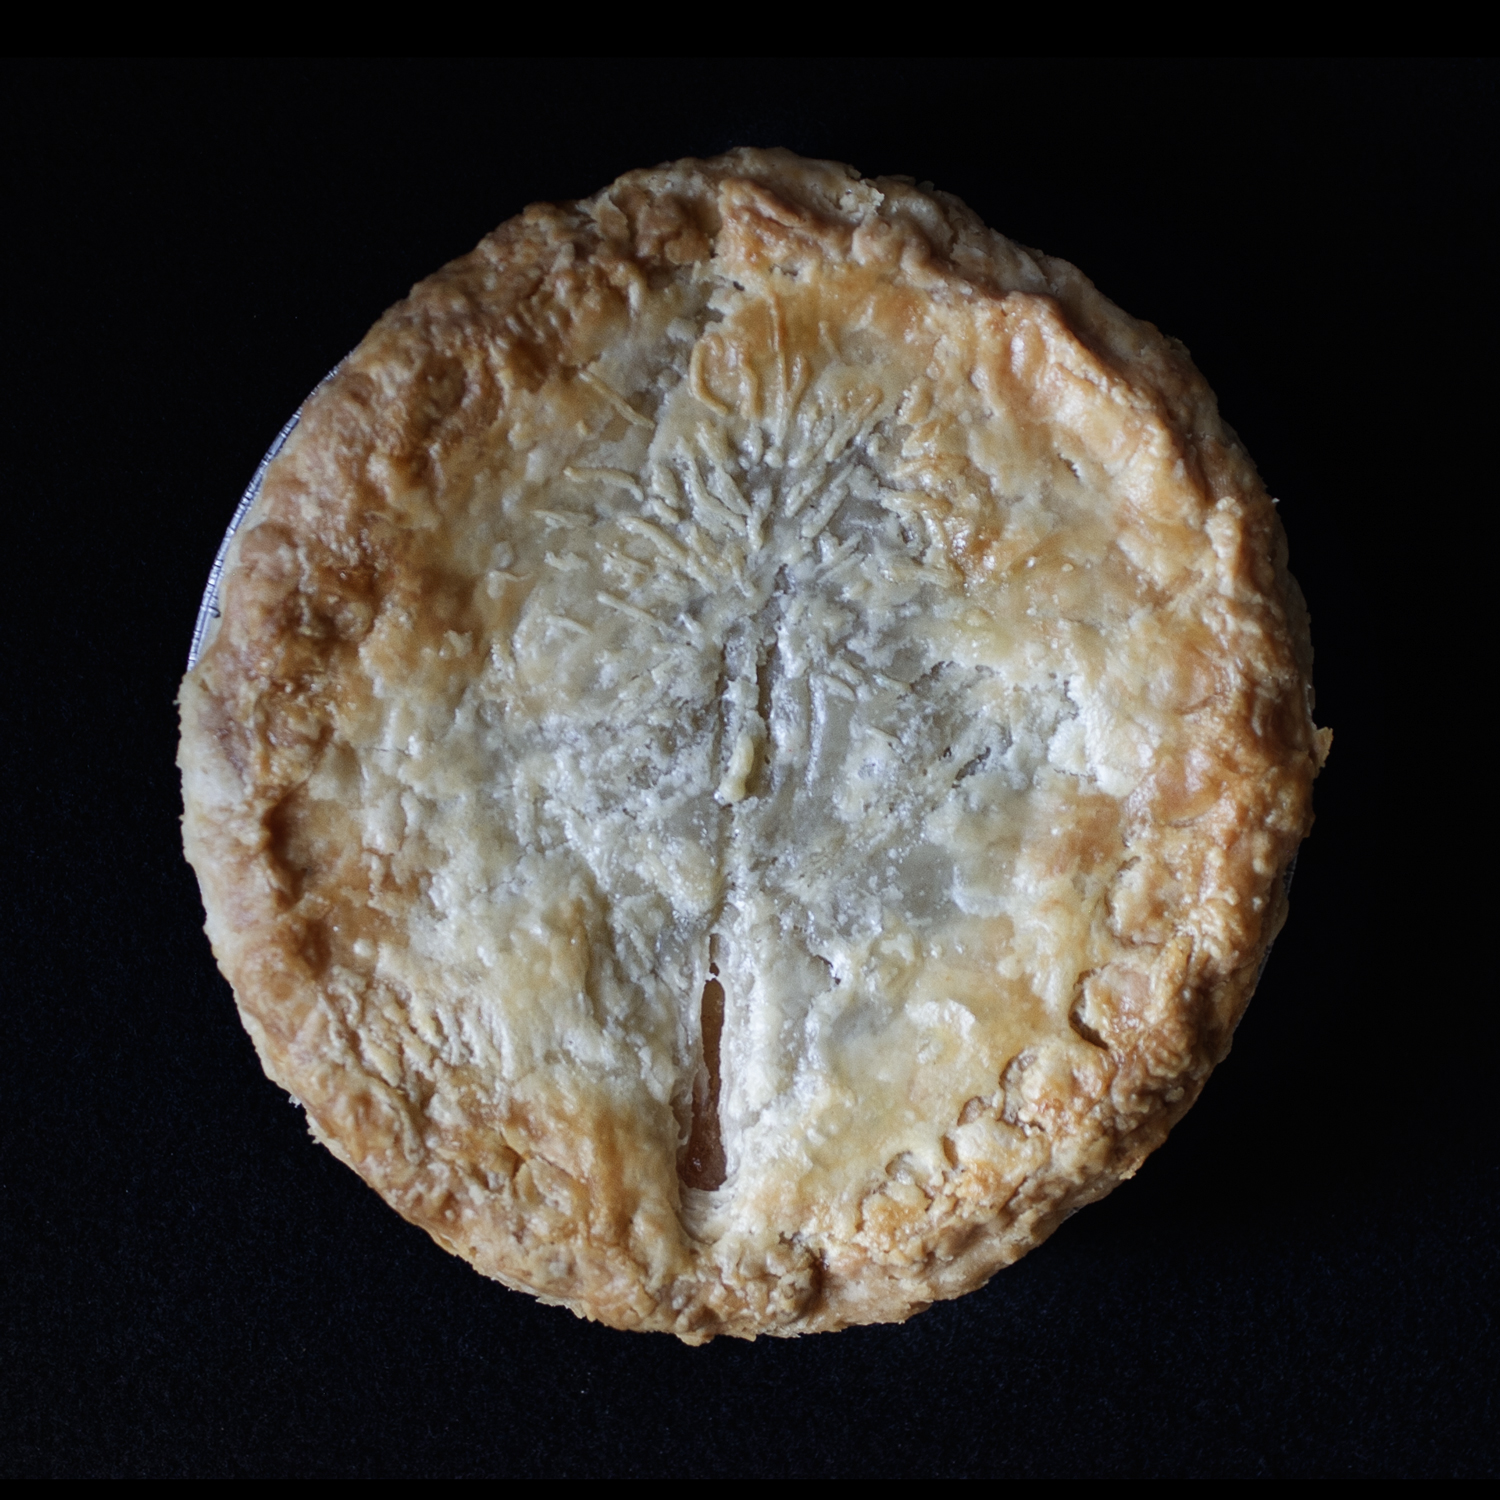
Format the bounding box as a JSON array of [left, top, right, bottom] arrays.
[[2, 58, 1494, 1478]]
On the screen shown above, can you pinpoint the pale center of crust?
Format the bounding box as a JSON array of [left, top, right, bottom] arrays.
[[330, 240, 1191, 1249]]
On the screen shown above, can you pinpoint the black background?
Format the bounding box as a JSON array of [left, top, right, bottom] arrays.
[[3, 59, 1495, 1477]]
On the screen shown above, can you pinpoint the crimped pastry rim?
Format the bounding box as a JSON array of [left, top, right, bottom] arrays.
[[179, 149, 1328, 1341]]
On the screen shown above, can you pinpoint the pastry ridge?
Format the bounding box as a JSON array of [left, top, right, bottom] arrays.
[[180, 148, 1329, 1341]]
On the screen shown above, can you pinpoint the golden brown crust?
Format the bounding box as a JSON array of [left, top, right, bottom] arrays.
[[179, 148, 1329, 1341]]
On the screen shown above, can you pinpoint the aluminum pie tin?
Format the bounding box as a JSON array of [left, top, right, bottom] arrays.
[[186, 360, 1297, 964], [187, 362, 344, 672]]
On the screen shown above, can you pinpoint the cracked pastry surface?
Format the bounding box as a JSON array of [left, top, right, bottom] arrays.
[[179, 148, 1330, 1341]]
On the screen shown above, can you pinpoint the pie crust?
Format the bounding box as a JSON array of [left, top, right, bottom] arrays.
[[179, 149, 1330, 1341]]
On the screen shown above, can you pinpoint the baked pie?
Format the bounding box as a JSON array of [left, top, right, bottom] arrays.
[[179, 149, 1330, 1340]]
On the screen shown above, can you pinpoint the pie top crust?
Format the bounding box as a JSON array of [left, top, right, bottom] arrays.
[[179, 148, 1329, 1341]]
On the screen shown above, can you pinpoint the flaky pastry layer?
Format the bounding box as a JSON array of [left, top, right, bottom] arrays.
[[180, 149, 1329, 1340]]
